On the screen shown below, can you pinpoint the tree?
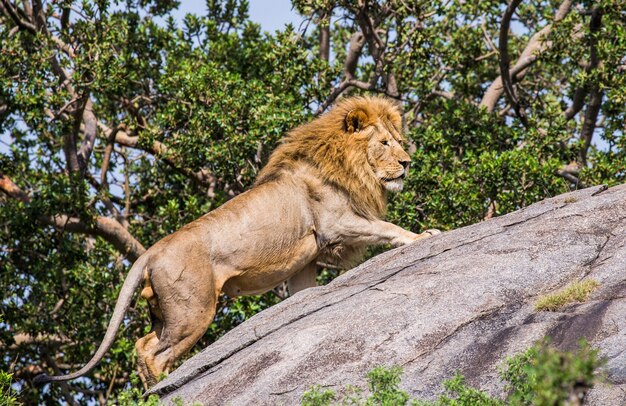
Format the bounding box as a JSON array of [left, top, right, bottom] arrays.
[[292, 0, 625, 228], [0, 0, 624, 403]]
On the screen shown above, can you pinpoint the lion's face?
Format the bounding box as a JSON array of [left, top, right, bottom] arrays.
[[344, 107, 411, 193], [367, 129, 411, 192]]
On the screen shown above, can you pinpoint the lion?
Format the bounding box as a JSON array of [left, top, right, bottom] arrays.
[[33, 96, 440, 388]]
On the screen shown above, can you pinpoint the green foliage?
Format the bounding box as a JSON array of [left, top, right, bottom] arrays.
[[301, 340, 603, 405], [390, 101, 570, 231], [502, 339, 602, 405], [113, 373, 202, 406], [0, 317, 19, 406], [111, 372, 202, 406], [301, 365, 411, 406], [413, 374, 503, 406], [302, 385, 337, 406], [365, 366, 410, 406], [300, 365, 501, 406], [535, 279, 600, 312], [114, 386, 161, 406], [0, 370, 19, 406]]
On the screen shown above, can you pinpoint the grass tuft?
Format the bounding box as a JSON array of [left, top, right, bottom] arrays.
[[535, 279, 599, 312]]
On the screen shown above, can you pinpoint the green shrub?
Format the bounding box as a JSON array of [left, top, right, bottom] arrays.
[[413, 373, 503, 406], [502, 339, 602, 405], [110, 373, 161, 406], [301, 366, 411, 406], [365, 366, 410, 405], [302, 385, 336, 406], [0, 371, 19, 406], [301, 339, 604, 406], [113, 378, 200, 406]]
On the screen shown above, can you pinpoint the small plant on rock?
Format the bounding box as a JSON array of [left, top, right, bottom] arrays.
[[535, 280, 600, 312]]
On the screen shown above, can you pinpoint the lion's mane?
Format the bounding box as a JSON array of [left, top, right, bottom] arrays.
[[255, 96, 403, 219]]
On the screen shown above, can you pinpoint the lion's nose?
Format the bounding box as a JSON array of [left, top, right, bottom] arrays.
[[399, 160, 410, 170]]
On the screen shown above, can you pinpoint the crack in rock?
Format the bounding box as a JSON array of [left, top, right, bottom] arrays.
[[401, 304, 508, 367]]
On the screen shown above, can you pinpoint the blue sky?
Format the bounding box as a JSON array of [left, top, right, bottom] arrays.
[[176, 0, 303, 32]]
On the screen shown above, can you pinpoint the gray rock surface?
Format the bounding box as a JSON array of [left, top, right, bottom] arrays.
[[149, 184, 626, 405]]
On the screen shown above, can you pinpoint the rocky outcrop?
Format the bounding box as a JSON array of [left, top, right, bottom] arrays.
[[149, 184, 626, 405]]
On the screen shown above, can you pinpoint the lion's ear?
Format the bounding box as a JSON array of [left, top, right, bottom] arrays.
[[345, 109, 370, 133]]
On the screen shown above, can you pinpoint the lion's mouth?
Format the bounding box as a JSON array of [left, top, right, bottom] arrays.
[[381, 173, 406, 192], [383, 172, 406, 182]]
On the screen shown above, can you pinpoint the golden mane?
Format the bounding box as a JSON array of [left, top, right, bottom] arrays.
[[255, 96, 404, 219]]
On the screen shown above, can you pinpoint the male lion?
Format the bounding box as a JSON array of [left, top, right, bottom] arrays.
[[34, 96, 439, 388]]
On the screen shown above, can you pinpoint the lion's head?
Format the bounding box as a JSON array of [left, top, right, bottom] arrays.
[[256, 96, 411, 219], [347, 107, 411, 193]]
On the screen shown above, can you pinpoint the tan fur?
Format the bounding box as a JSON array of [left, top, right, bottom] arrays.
[[33, 96, 440, 389]]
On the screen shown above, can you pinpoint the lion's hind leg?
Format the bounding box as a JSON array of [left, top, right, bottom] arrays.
[[136, 327, 161, 388], [148, 297, 217, 385], [137, 266, 221, 387], [135, 269, 167, 388]]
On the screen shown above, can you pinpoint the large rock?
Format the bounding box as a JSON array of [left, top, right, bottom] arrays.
[[149, 184, 626, 405]]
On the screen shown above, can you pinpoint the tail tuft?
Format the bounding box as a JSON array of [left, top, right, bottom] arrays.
[[33, 373, 51, 386]]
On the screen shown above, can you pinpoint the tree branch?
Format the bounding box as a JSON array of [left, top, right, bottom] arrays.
[[484, 199, 497, 220], [344, 32, 365, 79], [96, 122, 216, 188], [22, 0, 32, 19], [1, 333, 70, 349], [499, 0, 529, 127], [0, 0, 37, 33], [77, 98, 98, 170], [557, 167, 586, 189], [354, 1, 397, 96], [0, 173, 30, 201], [13, 364, 44, 381], [0, 173, 145, 261], [480, 0, 574, 112], [99, 124, 119, 186], [316, 2, 402, 114], [431, 90, 454, 100], [85, 173, 129, 229], [315, 78, 377, 115], [481, 22, 498, 53], [14, 0, 88, 176], [43, 214, 145, 261], [578, 8, 603, 165], [315, 29, 367, 115], [318, 6, 332, 62], [563, 86, 587, 120], [65, 100, 81, 173], [316, 5, 401, 115], [41, 352, 79, 406]]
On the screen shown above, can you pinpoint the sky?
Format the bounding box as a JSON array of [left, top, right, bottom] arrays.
[[176, 0, 303, 33]]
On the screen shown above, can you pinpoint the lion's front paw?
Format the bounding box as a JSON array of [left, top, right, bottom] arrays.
[[411, 229, 441, 242]]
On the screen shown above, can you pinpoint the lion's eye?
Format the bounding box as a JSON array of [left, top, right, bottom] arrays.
[[381, 140, 390, 146]]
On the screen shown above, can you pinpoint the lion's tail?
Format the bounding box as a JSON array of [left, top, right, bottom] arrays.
[[33, 254, 149, 386]]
